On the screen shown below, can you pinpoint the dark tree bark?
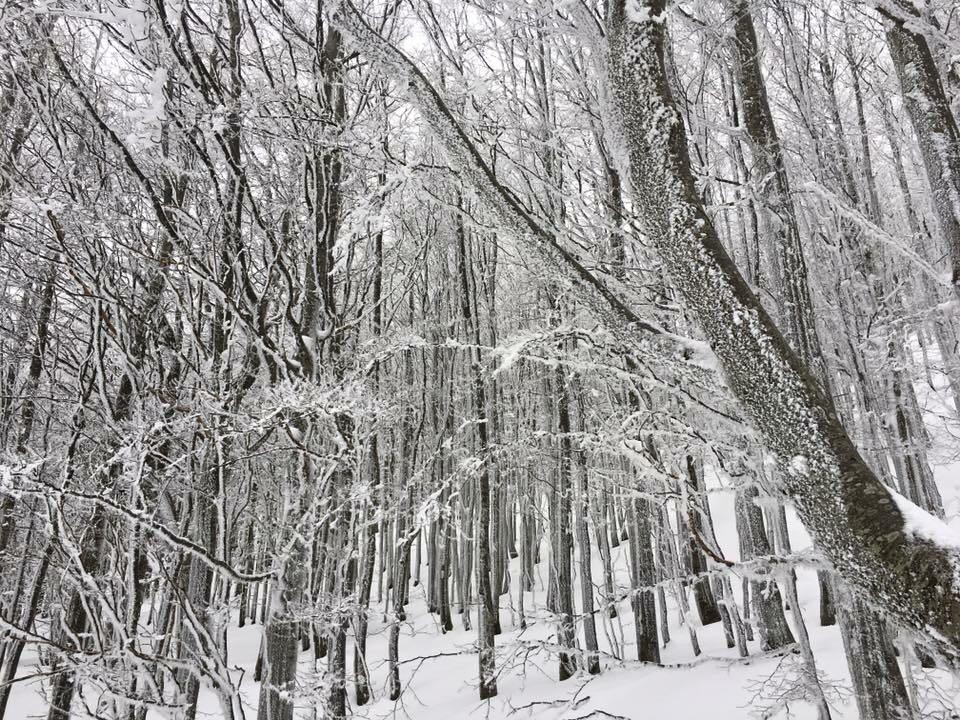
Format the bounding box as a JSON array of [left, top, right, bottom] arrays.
[[454, 194, 499, 698], [881, 0, 960, 297], [682, 457, 722, 627], [554, 357, 578, 680], [628, 495, 660, 663], [734, 486, 795, 651], [573, 383, 601, 675]]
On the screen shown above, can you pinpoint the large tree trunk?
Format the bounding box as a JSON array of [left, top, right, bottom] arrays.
[[627, 494, 660, 664], [681, 457, 722, 627], [604, 0, 960, 664], [257, 520, 307, 720], [734, 486, 795, 651]]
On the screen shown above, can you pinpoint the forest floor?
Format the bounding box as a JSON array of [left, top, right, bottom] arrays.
[[9, 362, 960, 719]]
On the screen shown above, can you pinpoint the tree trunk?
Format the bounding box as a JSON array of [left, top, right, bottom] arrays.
[[881, 0, 960, 296], [735, 486, 795, 650], [606, 0, 960, 663], [554, 359, 578, 680]]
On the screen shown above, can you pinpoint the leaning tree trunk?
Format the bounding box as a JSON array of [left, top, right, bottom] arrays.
[[604, 0, 960, 664], [726, 3, 913, 714]]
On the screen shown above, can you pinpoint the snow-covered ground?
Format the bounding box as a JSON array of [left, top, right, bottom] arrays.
[[9, 498, 958, 719], [7, 353, 960, 719], [8, 555, 863, 719]]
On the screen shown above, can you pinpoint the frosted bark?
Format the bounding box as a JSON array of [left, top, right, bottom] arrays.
[[606, 0, 960, 664]]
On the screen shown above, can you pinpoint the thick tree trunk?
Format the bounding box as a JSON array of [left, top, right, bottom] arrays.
[[734, 486, 795, 651], [682, 457, 722, 627], [256, 461, 309, 720], [836, 584, 913, 720], [606, 0, 960, 663], [627, 493, 660, 664]]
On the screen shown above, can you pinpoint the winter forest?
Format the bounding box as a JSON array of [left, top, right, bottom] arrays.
[[3, 0, 960, 717]]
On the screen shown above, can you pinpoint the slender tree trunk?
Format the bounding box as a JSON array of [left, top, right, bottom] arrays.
[[573, 385, 600, 675], [454, 196, 498, 698], [554, 358, 578, 680], [881, 1, 960, 297]]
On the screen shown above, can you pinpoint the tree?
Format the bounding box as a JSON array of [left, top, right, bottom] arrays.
[[880, 0, 960, 297]]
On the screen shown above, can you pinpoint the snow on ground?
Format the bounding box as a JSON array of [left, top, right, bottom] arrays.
[[9, 523, 958, 719], [6, 346, 960, 719]]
